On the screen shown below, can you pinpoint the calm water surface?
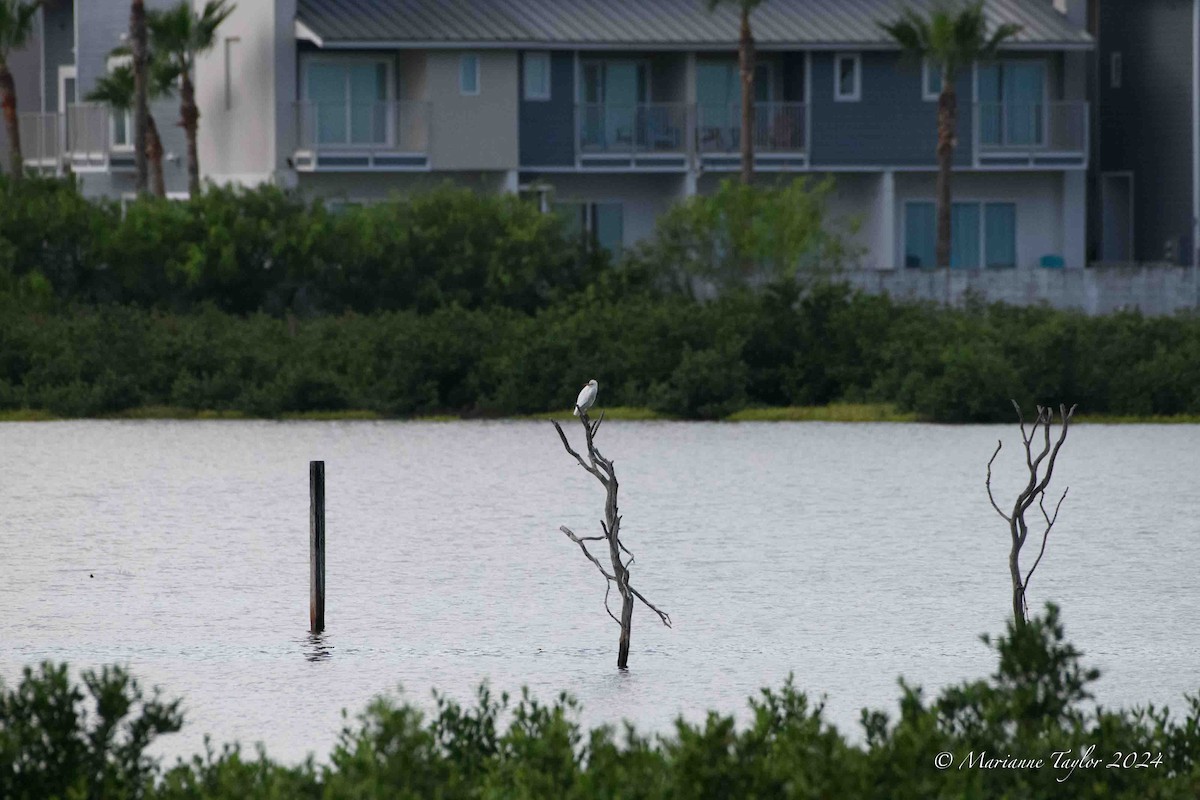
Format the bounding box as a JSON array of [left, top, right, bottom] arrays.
[[2, 420, 1198, 764]]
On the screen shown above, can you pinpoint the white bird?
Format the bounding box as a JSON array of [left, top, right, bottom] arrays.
[[573, 379, 598, 416]]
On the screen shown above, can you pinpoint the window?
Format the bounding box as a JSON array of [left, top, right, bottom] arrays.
[[459, 53, 480, 95], [552, 201, 624, 257], [580, 60, 649, 151], [904, 201, 1017, 269], [111, 109, 134, 148], [922, 57, 941, 101], [303, 59, 391, 145], [524, 52, 550, 100], [834, 53, 860, 101], [1110, 52, 1122, 89], [978, 61, 1047, 146]]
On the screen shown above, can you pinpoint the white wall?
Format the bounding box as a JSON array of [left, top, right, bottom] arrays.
[[193, 0, 290, 186]]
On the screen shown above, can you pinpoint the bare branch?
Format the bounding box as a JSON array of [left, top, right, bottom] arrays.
[[552, 419, 608, 484], [1024, 487, 1068, 595], [559, 525, 616, 582], [629, 585, 672, 628], [602, 581, 621, 626], [985, 440, 1011, 522]]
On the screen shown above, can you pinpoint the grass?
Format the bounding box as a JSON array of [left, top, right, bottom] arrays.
[[726, 403, 921, 423]]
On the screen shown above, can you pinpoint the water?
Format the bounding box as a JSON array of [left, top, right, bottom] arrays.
[[2, 420, 1198, 765]]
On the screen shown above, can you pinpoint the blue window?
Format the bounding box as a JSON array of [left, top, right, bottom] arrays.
[[984, 203, 1017, 268], [904, 202, 937, 268], [904, 201, 1017, 269], [978, 62, 1046, 146], [459, 53, 479, 95], [552, 201, 624, 257], [951, 203, 980, 269]]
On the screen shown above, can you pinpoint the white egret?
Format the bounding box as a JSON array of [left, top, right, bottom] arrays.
[[573, 379, 598, 416]]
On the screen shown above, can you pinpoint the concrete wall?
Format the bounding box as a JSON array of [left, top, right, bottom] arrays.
[[194, 0, 284, 185], [426, 50, 518, 170], [841, 265, 1200, 317]]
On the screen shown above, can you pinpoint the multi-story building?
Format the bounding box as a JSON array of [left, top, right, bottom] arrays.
[[1090, 0, 1198, 267], [2, 0, 194, 197], [6, 0, 1095, 272]]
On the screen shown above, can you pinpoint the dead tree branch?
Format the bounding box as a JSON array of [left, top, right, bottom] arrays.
[[985, 401, 1076, 627], [552, 410, 670, 669]]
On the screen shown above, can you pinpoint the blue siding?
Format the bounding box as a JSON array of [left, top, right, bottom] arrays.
[[519, 50, 575, 166], [809, 52, 972, 167], [42, 3, 74, 111]]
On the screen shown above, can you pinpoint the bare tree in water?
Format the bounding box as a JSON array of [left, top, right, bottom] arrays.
[[986, 400, 1076, 628], [552, 410, 671, 669]]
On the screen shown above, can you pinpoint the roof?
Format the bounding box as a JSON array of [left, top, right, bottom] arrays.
[[295, 0, 1093, 50]]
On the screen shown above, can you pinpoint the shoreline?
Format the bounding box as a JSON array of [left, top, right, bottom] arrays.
[[3, 403, 1200, 424]]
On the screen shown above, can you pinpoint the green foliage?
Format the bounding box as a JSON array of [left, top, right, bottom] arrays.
[[879, 1, 1022, 79], [639, 177, 859, 292], [0, 663, 183, 800], [0, 177, 599, 315], [0, 0, 39, 60], [4, 608, 1200, 798]]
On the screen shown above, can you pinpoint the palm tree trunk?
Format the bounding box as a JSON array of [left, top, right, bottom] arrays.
[[131, 0, 149, 195], [935, 75, 957, 269], [180, 72, 200, 197], [146, 114, 166, 198], [738, 6, 755, 185], [0, 61, 24, 183]]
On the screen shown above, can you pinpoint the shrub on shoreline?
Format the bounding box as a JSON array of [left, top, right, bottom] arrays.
[[3, 607, 1198, 798]]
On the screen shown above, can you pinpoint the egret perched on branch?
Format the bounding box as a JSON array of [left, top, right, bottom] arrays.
[[574, 379, 598, 416]]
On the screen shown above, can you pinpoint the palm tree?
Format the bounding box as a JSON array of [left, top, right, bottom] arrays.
[[130, 0, 150, 194], [706, 0, 765, 185], [148, 0, 233, 196], [880, 2, 1019, 268], [87, 63, 170, 197], [0, 0, 39, 181]]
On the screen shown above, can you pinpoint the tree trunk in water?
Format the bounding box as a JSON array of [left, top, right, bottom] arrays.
[[180, 73, 200, 197], [738, 8, 755, 185], [617, 586, 633, 669], [131, 0, 149, 195], [0, 63, 23, 182], [935, 75, 957, 269], [1009, 545, 1026, 628], [146, 115, 166, 198]]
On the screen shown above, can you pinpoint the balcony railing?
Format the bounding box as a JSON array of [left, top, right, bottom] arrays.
[[577, 103, 689, 154], [19, 104, 126, 171], [697, 102, 807, 154], [294, 101, 430, 154], [975, 101, 1088, 159]]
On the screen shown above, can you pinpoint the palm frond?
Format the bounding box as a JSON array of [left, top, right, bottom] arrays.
[[85, 64, 135, 110], [0, 0, 40, 56]]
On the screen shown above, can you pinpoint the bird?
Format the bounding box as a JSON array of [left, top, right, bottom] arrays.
[[574, 379, 598, 416]]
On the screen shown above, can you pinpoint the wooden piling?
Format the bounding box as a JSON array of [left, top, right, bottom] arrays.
[[310, 460, 325, 633]]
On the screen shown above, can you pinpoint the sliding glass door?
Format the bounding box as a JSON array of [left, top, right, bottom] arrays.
[[978, 61, 1046, 147]]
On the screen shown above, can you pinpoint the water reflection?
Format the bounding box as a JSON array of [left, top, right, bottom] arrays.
[[303, 632, 333, 662]]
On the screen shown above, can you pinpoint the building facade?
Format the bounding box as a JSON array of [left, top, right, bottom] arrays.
[[7, 0, 1096, 272]]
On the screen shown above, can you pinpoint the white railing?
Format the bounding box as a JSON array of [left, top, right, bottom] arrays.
[[577, 102, 689, 154], [696, 102, 807, 153], [975, 101, 1088, 155], [294, 101, 430, 154], [18, 112, 60, 167]]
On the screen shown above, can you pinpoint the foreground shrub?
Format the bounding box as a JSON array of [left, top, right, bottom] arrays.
[[3, 607, 1199, 798]]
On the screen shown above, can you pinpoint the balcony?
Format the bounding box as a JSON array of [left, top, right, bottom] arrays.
[[974, 102, 1088, 168], [696, 102, 808, 170], [19, 104, 132, 173], [576, 103, 690, 169], [293, 101, 430, 172]]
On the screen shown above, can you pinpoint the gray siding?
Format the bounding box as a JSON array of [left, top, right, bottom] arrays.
[[809, 52, 973, 168], [43, 2, 74, 112], [1097, 0, 1194, 264], [519, 50, 574, 166]]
